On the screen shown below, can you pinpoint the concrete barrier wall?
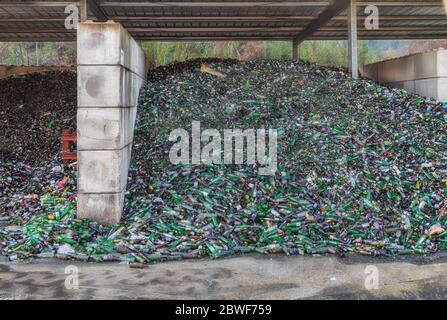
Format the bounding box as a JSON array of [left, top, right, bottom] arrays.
[[0, 65, 75, 79], [77, 21, 147, 225], [360, 49, 447, 102]]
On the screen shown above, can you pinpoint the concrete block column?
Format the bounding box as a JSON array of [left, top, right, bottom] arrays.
[[77, 21, 147, 225]]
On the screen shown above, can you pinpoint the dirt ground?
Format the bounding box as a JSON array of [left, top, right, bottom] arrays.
[[1, 254, 446, 300]]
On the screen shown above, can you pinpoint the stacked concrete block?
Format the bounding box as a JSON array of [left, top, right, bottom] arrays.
[[77, 21, 147, 225], [360, 49, 447, 102]]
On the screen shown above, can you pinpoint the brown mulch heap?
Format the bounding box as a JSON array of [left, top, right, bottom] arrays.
[[0, 70, 77, 164]]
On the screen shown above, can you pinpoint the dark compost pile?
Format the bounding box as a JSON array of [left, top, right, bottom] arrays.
[[0, 70, 77, 164]]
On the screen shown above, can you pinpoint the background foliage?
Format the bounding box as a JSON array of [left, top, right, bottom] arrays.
[[1, 40, 446, 68]]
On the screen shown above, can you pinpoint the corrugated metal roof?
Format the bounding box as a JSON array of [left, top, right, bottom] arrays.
[[0, 0, 445, 41]]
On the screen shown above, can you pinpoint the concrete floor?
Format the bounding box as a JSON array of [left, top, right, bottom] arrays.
[[1, 254, 446, 300]]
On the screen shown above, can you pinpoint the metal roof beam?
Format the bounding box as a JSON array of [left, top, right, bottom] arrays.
[[1, 15, 446, 23], [293, 0, 349, 44], [2, 26, 447, 33], [0, 1, 440, 8], [2, 35, 446, 42], [357, 1, 442, 5], [0, 2, 79, 7], [99, 2, 330, 7], [125, 26, 447, 32], [87, 0, 108, 22]]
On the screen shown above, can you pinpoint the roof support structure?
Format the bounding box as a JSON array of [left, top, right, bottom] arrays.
[[87, 0, 108, 22], [2, 15, 447, 23], [0, 2, 79, 7], [3, 26, 447, 34], [80, 0, 88, 22], [0, 1, 445, 41], [98, 1, 330, 7], [348, 0, 359, 79], [292, 39, 300, 60], [293, 0, 350, 45], [96, 1, 442, 8]]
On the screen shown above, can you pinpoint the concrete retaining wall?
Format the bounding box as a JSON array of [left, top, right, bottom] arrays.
[[77, 21, 147, 225], [360, 49, 447, 102]]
